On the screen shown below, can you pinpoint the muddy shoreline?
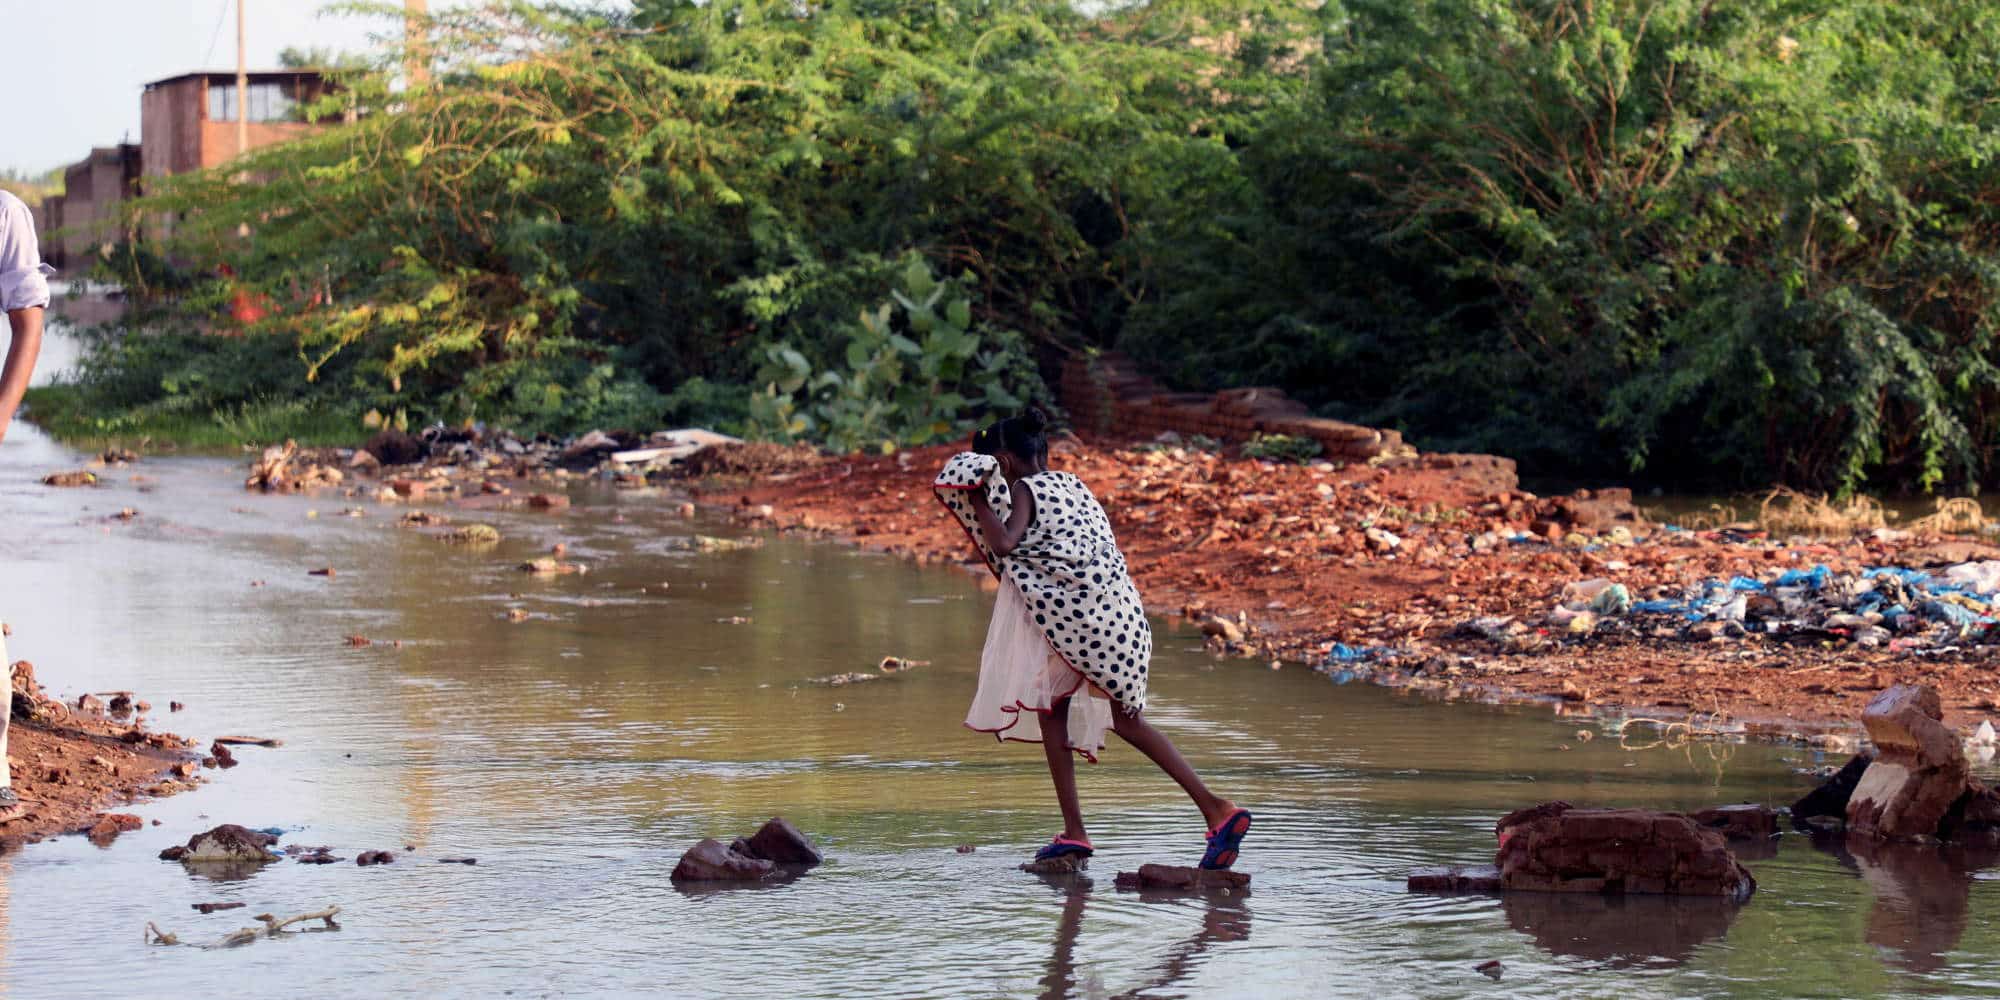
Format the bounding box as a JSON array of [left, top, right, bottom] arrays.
[[3, 657, 202, 849], [687, 437, 2000, 740]]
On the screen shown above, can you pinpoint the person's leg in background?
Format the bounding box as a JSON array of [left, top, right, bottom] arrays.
[[0, 623, 18, 822]]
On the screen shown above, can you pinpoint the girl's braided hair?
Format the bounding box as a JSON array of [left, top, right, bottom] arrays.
[[973, 406, 1050, 463]]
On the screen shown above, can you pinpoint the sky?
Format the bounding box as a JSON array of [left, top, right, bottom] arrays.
[[0, 0, 416, 176]]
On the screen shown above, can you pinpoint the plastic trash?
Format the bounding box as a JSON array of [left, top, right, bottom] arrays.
[[1631, 599, 1684, 614], [1920, 600, 1984, 628], [1559, 578, 1625, 609], [1588, 583, 1632, 615], [1865, 567, 1932, 587], [1326, 643, 1376, 662], [1726, 576, 1767, 592], [1942, 561, 2000, 595], [1774, 565, 1831, 590]]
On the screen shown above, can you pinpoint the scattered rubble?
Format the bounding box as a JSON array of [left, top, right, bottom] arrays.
[[246, 442, 343, 493]]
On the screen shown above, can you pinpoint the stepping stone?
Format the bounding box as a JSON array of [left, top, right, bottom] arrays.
[[1113, 864, 1250, 891]]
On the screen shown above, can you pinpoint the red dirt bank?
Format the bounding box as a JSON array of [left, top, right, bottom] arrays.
[[693, 438, 2000, 735], [4, 659, 201, 849]]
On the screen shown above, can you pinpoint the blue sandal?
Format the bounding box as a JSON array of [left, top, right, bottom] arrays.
[[1035, 836, 1094, 861], [1199, 810, 1252, 870]]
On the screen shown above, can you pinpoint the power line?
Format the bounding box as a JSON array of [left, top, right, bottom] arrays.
[[201, 0, 232, 69]]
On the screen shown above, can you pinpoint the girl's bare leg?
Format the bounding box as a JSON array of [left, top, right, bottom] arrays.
[[1042, 697, 1088, 842], [1112, 709, 1235, 829]]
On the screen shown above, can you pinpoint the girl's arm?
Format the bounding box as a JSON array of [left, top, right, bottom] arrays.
[[968, 481, 1035, 556]]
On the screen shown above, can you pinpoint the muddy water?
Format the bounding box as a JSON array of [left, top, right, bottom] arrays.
[[3, 365, 2000, 997]]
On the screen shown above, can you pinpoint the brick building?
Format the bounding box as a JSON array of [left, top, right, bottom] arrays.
[[35, 69, 334, 260], [139, 70, 333, 177], [35, 144, 143, 270]]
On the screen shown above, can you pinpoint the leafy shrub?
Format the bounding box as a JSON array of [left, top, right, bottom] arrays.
[[747, 256, 1046, 453]]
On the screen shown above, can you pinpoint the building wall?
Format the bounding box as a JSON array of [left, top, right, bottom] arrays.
[[53, 145, 143, 265], [140, 73, 333, 242], [30, 198, 61, 269], [196, 115, 326, 171], [141, 77, 205, 182]]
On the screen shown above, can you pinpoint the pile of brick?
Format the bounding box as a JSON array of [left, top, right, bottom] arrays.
[[1059, 352, 1410, 463]]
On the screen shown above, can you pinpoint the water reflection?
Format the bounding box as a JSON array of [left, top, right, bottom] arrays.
[[9, 392, 2000, 997], [1500, 891, 1740, 968], [1815, 834, 2000, 974], [1037, 878, 1251, 1000]]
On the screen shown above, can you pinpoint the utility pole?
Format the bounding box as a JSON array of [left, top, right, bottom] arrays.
[[405, 0, 430, 89], [235, 0, 249, 158]]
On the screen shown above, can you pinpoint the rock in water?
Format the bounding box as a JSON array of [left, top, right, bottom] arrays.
[[1406, 865, 1502, 893], [181, 824, 281, 863], [1113, 864, 1251, 891], [1018, 854, 1089, 875], [1848, 685, 1969, 840], [1793, 754, 1874, 822], [744, 816, 823, 866], [671, 838, 776, 882], [1690, 804, 1780, 841], [84, 813, 143, 845], [1496, 803, 1755, 900]]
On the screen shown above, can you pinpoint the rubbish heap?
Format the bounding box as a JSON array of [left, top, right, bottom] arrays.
[[1450, 562, 2000, 655], [1624, 561, 2000, 649]]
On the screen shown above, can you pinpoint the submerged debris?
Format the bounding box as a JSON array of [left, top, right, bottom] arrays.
[[40, 470, 97, 488], [443, 523, 501, 545], [147, 905, 341, 949]]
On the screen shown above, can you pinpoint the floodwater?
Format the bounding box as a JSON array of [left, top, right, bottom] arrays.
[[4, 347, 2000, 998]]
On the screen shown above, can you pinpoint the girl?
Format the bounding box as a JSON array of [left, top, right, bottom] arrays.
[[934, 407, 1252, 869]]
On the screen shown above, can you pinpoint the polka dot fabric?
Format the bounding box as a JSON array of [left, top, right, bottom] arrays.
[[934, 453, 1150, 713]]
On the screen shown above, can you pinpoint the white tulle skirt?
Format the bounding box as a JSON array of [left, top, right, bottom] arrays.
[[964, 579, 1115, 761]]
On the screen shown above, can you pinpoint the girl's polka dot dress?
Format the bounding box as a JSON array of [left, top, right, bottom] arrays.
[[934, 452, 1152, 715]]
